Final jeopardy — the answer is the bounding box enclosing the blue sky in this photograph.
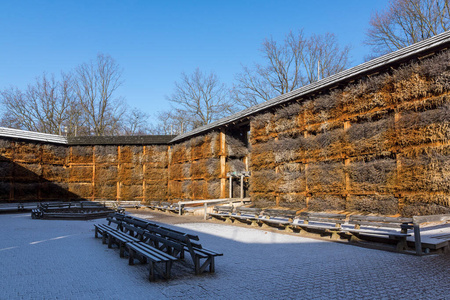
[0,0,390,120]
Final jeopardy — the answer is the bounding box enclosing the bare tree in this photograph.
[0,73,79,135]
[166,68,235,130]
[366,0,450,56]
[232,30,350,109]
[74,53,126,136]
[120,107,151,135]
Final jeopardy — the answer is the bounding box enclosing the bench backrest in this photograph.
[300,212,347,226]
[213,206,233,214]
[261,209,297,219]
[142,232,185,251]
[122,223,146,240]
[236,207,262,216]
[349,215,413,229]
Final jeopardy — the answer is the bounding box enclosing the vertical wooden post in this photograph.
[220,131,227,198]
[240,174,244,199]
[143,145,146,203]
[229,175,232,199]
[10,141,15,202]
[117,146,121,202]
[167,145,171,201]
[394,109,402,212]
[303,130,310,208]
[343,119,351,208]
[92,146,96,202]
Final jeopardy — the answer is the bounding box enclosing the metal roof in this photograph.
[0,127,68,144]
[170,30,450,143]
[68,135,176,145]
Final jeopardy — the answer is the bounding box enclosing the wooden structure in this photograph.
[1,32,450,216]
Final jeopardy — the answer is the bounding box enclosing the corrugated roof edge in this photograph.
[170,30,450,143]
[0,127,68,144]
[67,135,176,145]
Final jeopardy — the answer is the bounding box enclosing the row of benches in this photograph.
[209,206,416,252]
[146,201,182,214]
[94,213,222,281]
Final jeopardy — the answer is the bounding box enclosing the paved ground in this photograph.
[1,212,449,300]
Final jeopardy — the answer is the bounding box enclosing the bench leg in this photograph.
[396,238,407,252]
[94,227,99,239]
[129,249,135,265]
[148,261,156,281]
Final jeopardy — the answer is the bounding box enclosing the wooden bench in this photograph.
[154,201,172,212]
[145,225,223,275]
[126,241,178,281]
[146,201,160,210]
[94,223,118,244]
[230,207,262,226]
[342,215,413,251]
[258,209,297,231]
[208,206,233,222]
[292,212,346,239]
[31,208,43,219]
[106,229,141,257]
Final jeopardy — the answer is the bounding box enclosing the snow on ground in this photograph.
[0,213,449,299]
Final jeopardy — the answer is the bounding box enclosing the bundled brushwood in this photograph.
[0,139,12,160]
[120,184,142,200]
[206,158,220,178]
[249,169,280,194]
[0,162,12,179]
[308,195,346,211]
[340,74,389,116]
[307,161,344,193]
[190,135,206,160]
[305,128,345,160]
[397,146,450,193]
[390,63,430,103]
[250,141,276,170]
[401,194,450,216]
[251,193,277,208]
[70,146,93,164]
[206,131,221,157]
[42,144,68,164]
[347,158,396,193]
[94,165,118,185]
[191,160,207,179]
[418,49,450,94]
[144,145,168,167]
[309,91,341,124]
[273,138,304,163]
[120,146,143,164]
[145,181,167,200]
[118,163,143,185]
[279,193,306,209]
[170,143,186,163]
[397,94,449,113]
[394,104,450,148]
[182,163,191,178]
[273,103,301,134]
[348,195,398,215]
[207,179,221,199]
[13,183,39,200]
[168,181,182,199]
[346,116,394,156]
[69,166,93,183]
[226,135,249,158]
[0,182,9,200]
[42,165,68,182]
[14,142,40,163]
[169,164,183,181]
[250,112,275,143]
[227,159,246,173]
[40,182,72,200]
[94,184,117,199]
[68,183,93,198]
[278,163,306,194]
[182,180,192,199]
[191,180,208,199]
[93,145,117,164]
[144,167,168,182]
[14,163,41,180]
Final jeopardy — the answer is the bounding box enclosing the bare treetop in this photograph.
[232,30,350,109]
[366,0,450,56]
